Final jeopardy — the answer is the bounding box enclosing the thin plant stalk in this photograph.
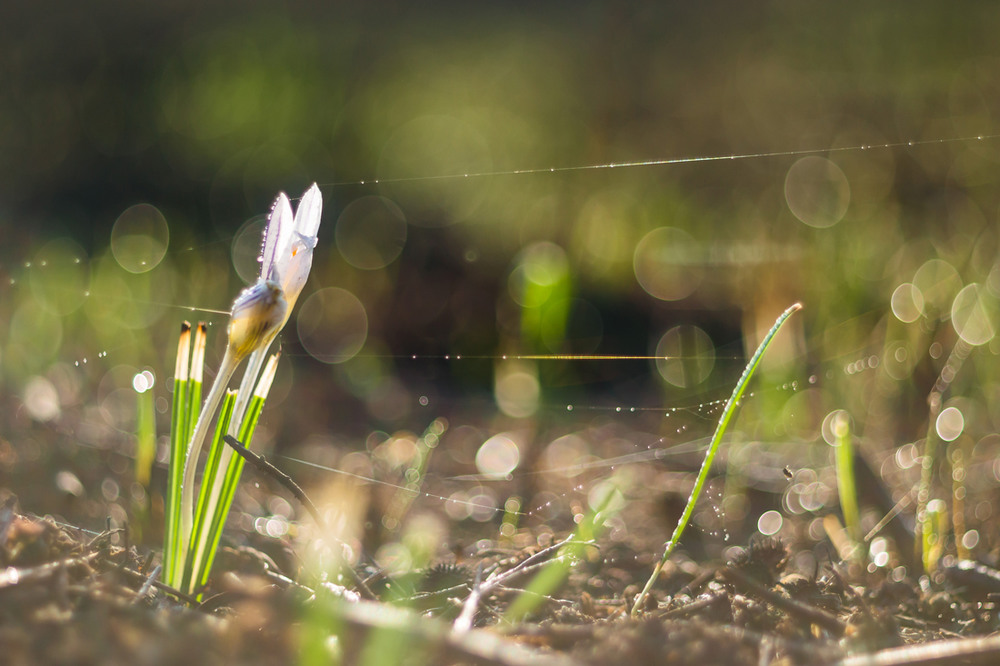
[185,389,238,591]
[631,302,801,615]
[179,274,288,585]
[951,441,968,560]
[176,345,242,584]
[915,339,971,569]
[383,418,446,532]
[833,412,861,557]
[186,324,207,454]
[187,353,280,591]
[922,498,948,574]
[135,383,157,488]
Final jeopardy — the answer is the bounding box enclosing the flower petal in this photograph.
[274,184,323,310]
[294,183,323,239]
[261,193,293,281]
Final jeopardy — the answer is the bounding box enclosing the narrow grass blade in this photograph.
[952,443,969,560]
[195,366,275,591]
[915,339,971,569]
[188,354,279,593]
[185,323,207,449]
[631,302,802,615]
[135,387,156,487]
[384,418,447,532]
[164,322,192,587]
[178,344,240,585]
[833,412,861,553]
[190,391,238,545]
[183,389,236,593]
[503,480,624,623]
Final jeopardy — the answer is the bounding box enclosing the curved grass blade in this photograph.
[631,302,802,615]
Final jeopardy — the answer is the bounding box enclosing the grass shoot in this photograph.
[832,411,862,563]
[631,302,802,615]
[503,476,625,623]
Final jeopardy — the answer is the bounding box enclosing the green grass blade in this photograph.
[384,418,446,532]
[187,354,279,594]
[833,412,861,551]
[183,389,236,593]
[194,389,266,591]
[164,322,192,588]
[503,480,623,623]
[185,323,207,453]
[631,302,801,615]
[135,381,157,488]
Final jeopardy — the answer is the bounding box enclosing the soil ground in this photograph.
[3,407,1000,666]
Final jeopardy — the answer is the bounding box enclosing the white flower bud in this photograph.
[260,183,323,316]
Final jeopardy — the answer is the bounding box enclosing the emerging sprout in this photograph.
[175,184,323,586]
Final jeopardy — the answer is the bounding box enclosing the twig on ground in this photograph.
[0,551,102,591]
[105,561,202,606]
[87,526,126,549]
[655,592,728,620]
[328,597,580,666]
[453,563,484,633]
[719,565,847,636]
[134,564,161,601]
[837,633,1000,666]
[452,535,589,633]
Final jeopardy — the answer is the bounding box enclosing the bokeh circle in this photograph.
[784,156,850,228]
[336,196,407,270]
[111,204,169,273]
[633,227,703,301]
[296,288,368,364]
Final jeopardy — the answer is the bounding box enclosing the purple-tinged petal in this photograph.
[261,193,293,281]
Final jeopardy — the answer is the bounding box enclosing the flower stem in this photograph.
[176,345,241,585]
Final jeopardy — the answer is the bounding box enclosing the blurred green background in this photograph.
[1,1,999,561]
